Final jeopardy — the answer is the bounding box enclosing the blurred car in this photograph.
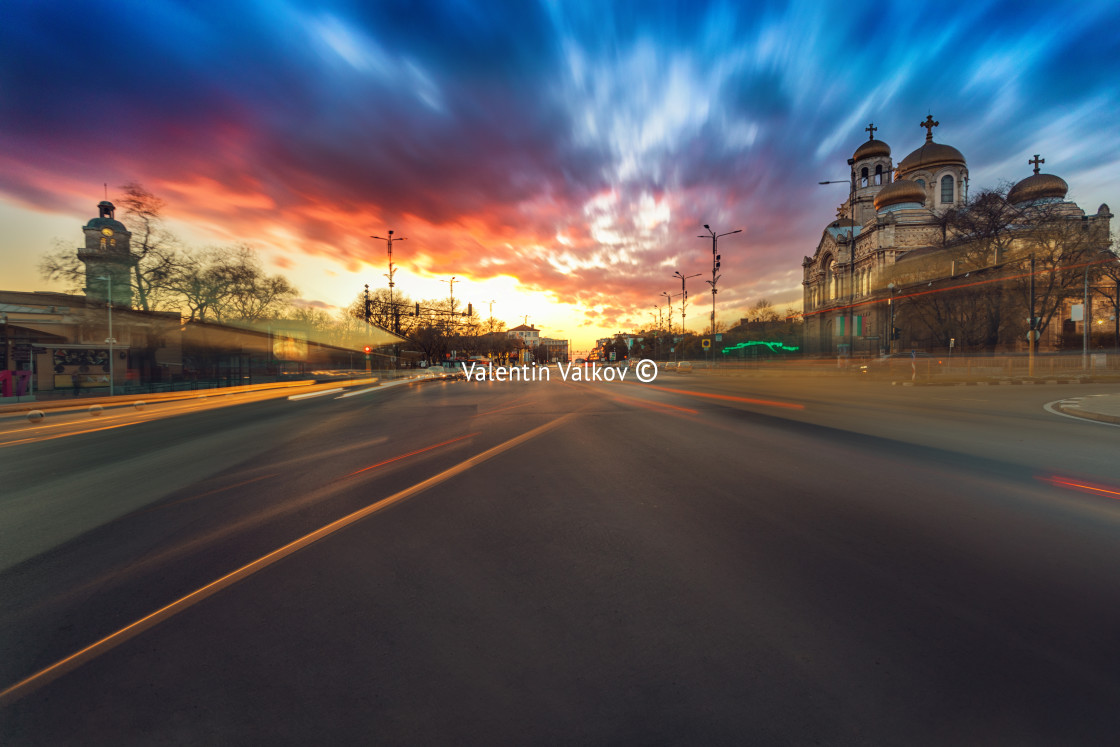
[676,361,693,373]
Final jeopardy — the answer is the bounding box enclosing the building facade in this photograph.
[802,117,1114,356]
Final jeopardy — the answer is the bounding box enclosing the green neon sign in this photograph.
[720,340,800,354]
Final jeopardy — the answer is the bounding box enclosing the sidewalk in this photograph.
[1052,393,1120,426]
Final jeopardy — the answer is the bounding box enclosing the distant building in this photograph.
[539,337,569,362]
[507,324,540,345]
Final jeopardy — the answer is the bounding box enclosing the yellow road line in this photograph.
[0,411,577,707]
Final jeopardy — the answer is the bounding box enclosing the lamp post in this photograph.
[697,226,742,341]
[820,161,857,359]
[661,291,679,331]
[673,271,701,335]
[1080,248,1117,371]
[98,275,117,396]
[887,283,897,356]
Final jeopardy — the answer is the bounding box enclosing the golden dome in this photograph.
[874,179,926,211]
[854,139,891,161]
[1007,173,1068,205]
[898,141,965,176]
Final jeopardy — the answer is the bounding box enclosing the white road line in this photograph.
[1043,399,1120,428]
[335,379,414,398]
[287,388,343,401]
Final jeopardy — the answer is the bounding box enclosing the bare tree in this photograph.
[117,182,181,311]
[1009,201,1102,344]
[746,298,781,322]
[38,238,86,294]
[221,246,298,322]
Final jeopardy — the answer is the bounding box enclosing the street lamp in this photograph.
[820,162,857,359]
[661,291,680,333]
[673,271,701,335]
[1083,247,1116,370]
[97,275,117,396]
[887,283,897,356]
[697,225,742,342]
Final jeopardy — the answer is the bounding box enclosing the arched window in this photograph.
[861,167,869,188]
[941,175,954,203]
[825,259,835,300]
[875,165,883,185]
[916,179,925,189]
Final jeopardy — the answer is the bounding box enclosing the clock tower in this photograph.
[77,200,134,307]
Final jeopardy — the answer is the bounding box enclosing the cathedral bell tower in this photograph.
[77,200,134,307]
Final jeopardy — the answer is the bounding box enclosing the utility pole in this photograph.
[698,225,742,338]
[442,277,457,314]
[1029,254,1036,377]
[97,275,117,396]
[370,230,406,333]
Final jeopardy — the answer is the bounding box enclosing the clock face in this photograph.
[101,228,114,237]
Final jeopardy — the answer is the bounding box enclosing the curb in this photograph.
[891,378,1114,387]
[1052,397,1120,426]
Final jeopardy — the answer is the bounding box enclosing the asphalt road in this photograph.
[2,370,1120,744]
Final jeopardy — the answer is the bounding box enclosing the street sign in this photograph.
[864,336,880,340]
[715,334,722,342]
[702,339,711,349]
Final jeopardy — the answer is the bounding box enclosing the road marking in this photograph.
[1042,399,1120,428]
[288,388,343,400]
[605,391,698,415]
[335,379,413,398]
[0,411,577,707]
[635,383,805,410]
[473,401,536,417]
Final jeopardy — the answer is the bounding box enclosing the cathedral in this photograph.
[801,116,1114,356]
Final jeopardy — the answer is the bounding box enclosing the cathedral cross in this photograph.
[865,122,877,140]
[1029,154,1044,174]
[920,114,939,142]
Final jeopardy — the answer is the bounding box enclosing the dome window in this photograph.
[941,175,954,204]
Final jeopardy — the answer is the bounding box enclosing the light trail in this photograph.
[0,413,576,707]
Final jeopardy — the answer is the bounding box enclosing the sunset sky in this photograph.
[2,0,1118,351]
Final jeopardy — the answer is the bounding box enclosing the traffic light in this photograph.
[363,345,372,354]
[466,303,472,318]
[414,302,420,316]
[891,327,900,340]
